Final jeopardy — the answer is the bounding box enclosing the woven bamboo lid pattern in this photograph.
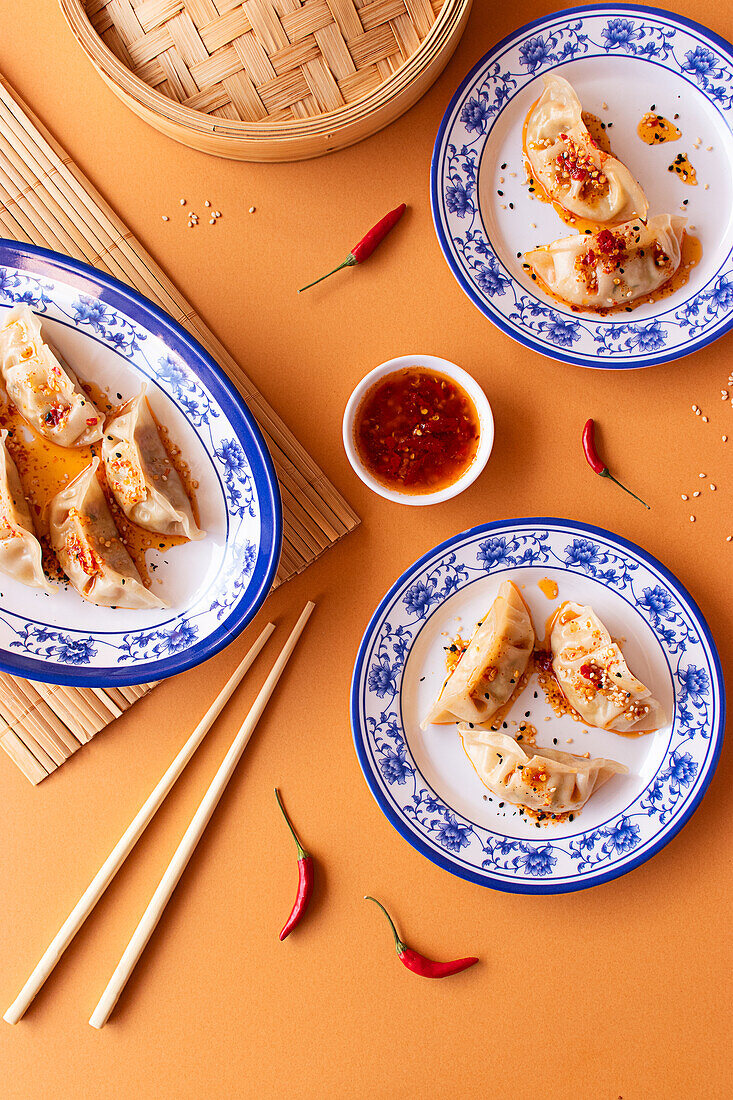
[61,0,472,160]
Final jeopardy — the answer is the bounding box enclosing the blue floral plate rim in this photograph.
[430,4,733,369]
[0,238,282,686]
[350,518,725,893]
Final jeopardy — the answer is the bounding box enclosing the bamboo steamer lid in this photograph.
[60,0,473,162]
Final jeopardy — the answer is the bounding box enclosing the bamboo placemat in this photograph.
[0,72,358,784]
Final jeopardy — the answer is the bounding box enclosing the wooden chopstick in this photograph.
[89,601,315,1029]
[3,621,275,1026]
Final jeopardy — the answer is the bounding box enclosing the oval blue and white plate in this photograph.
[431,5,733,368]
[0,240,281,686]
[351,520,724,893]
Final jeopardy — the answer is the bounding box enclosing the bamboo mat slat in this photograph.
[0,72,359,785]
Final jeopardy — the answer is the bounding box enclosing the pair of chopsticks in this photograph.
[4,601,314,1028]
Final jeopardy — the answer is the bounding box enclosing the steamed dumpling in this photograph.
[524,215,685,311]
[0,429,53,591]
[49,458,166,609]
[0,306,103,447]
[102,387,204,540]
[459,728,628,815]
[525,73,648,225]
[422,580,535,728]
[550,603,666,733]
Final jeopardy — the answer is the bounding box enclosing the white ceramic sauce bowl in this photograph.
[342,354,494,506]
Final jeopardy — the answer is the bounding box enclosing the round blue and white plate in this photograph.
[431,5,733,368]
[351,520,724,893]
[0,240,281,686]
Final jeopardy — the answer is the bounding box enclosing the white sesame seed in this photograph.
[727,535,732,542]
[500,176,505,184]
[690,515,696,522]
[566,738,573,744]
[530,222,536,229]
[179,198,186,205]
[692,404,698,411]
[723,435,728,442]
[161,215,169,221]
[214,210,221,217]
[702,416,709,422]
[705,184,710,190]
[205,200,211,207]
[707,145,713,151]
[710,484,717,491]
[695,409,701,416]
[210,218,216,224]
[249,206,256,213]
[693,490,700,497]
[681,494,688,500]
[699,472,706,478]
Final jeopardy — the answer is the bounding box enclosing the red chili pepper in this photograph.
[275,788,314,940]
[298,204,406,293]
[364,896,478,979]
[582,418,650,509]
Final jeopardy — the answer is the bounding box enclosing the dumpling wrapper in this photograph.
[525,73,648,225]
[550,603,666,733]
[0,306,103,447]
[102,387,204,540]
[49,457,166,609]
[459,728,627,815]
[422,580,535,728]
[0,429,53,591]
[524,215,685,311]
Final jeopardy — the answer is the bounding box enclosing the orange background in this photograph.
[1,2,731,1097]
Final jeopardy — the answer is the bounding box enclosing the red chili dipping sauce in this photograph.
[354,368,480,494]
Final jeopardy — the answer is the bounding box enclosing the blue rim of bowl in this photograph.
[0,238,282,687]
[350,517,726,893]
[430,4,733,370]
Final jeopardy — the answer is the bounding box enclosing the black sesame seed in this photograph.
[553,738,558,745]
[497,189,504,196]
[501,162,507,169]
[509,203,514,209]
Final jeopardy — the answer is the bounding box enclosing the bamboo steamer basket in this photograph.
[59,0,473,162]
